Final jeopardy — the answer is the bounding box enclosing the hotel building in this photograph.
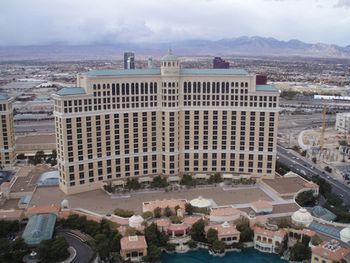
[53,51,279,195]
[0,95,16,167]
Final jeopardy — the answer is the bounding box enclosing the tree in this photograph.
[311,235,322,246]
[236,218,254,242]
[289,242,311,261]
[169,215,182,224]
[295,190,317,206]
[125,178,141,190]
[180,174,196,186]
[17,153,26,160]
[37,236,69,263]
[206,228,218,244]
[151,176,168,188]
[165,242,176,252]
[185,203,194,215]
[208,173,222,184]
[187,240,197,249]
[144,244,161,263]
[144,223,168,247]
[33,150,45,165]
[312,157,317,164]
[190,219,206,242]
[94,234,110,261]
[212,240,225,253]
[153,207,162,218]
[50,236,69,262]
[164,206,173,217]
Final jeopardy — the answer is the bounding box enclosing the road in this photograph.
[58,231,94,263]
[277,145,350,205]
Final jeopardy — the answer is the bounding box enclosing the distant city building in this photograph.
[0,95,16,167]
[335,112,350,134]
[147,57,154,68]
[213,57,230,69]
[256,74,268,85]
[53,51,279,195]
[124,52,135,69]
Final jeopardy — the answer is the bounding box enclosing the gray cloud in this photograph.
[334,0,350,7]
[0,0,349,46]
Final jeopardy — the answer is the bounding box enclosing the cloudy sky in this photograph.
[0,0,349,46]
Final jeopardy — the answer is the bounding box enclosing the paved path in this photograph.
[58,231,94,263]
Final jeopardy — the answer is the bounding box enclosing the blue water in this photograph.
[161,248,287,263]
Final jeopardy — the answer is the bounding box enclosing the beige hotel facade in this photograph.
[53,52,280,195]
[0,95,16,168]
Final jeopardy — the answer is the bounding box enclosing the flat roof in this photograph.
[85,67,248,77]
[262,176,317,195]
[87,68,161,77]
[0,94,10,101]
[16,134,56,145]
[56,87,86,96]
[256,84,279,92]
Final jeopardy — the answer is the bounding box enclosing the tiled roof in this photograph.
[210,206,240,216]
[312,241,350,261]
[26,204,60,216]
[121,236,147,251]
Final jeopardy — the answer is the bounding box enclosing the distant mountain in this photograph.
[0,36,349,61]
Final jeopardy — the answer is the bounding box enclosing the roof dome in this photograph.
[190,196,211,208]
[129,215,144,228]
[340,227,350,243]
[291,208,313,227]
[161,49,178,61]
[61,199,70,209]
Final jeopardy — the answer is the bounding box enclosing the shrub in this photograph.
[114,208,134,218]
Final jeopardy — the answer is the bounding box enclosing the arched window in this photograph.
[168,62,171,67]
[245,82,248,87]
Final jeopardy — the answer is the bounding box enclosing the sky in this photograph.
[0,0,349,46]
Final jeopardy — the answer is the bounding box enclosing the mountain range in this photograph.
[0,36,349,61]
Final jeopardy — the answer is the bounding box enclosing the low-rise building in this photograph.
[251,200,273,214]
[206,221,240,245]
[311,240,350,263]
[209,206,241,222]
[120,235,148,262]
[253,226,287,254]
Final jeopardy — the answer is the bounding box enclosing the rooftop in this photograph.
[56,87,86,96]
[26,204,60,216]
[0,94,10,101]
[0,209,24,221]
[206,222,240,237]
[120,235,147,251]
[210,206,241,217]
[262,175,318,196]
[256,84,279,92]
[85,68,248,77]
[16,134,56,145]
[22,213,57,246]
[312,240,350,261]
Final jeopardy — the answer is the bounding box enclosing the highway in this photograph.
[277,145,350,205]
